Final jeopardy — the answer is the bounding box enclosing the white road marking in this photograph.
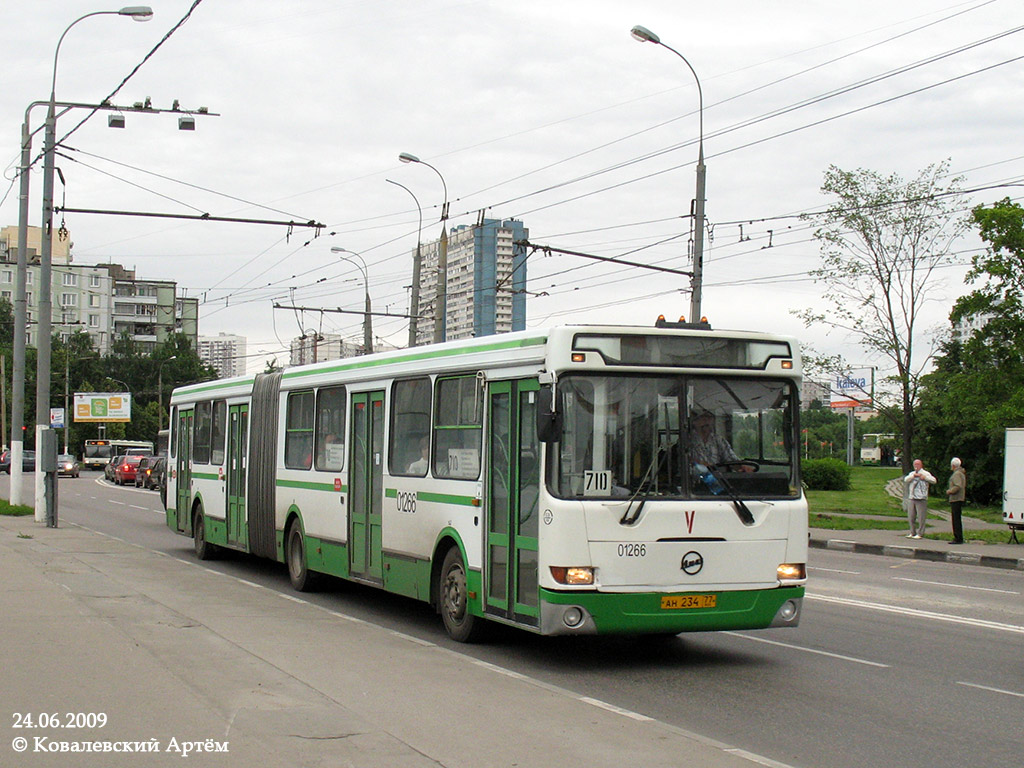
[956,681,1024,699]
[808,593,1024,635]
[579,697,654,722]
[724,631,889,668]
[893,576,1019,595]
[809,566,861,575]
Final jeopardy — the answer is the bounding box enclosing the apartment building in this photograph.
[414,218,528,345]
[0,225,198,353]
[198,332,247,378]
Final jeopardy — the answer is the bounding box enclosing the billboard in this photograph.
[829,369,872,410]
[74,393,132,423]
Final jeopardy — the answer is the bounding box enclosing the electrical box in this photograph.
[39,429,58,472]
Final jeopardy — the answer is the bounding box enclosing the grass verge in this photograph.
[0,498,34,516]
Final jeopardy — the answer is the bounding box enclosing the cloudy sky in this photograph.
[3,0,1022,373]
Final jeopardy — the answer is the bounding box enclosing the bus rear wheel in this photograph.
[286,521,319,592]
[438,547,486,643]
[193,508,219,561]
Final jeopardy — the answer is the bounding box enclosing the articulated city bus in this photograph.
[165,322,807,641]
[83,439,154,470]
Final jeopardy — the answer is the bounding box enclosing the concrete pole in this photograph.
[10,116,32,505]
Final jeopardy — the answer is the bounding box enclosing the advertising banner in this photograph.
[829,369,872,410]
[74,393,132,423]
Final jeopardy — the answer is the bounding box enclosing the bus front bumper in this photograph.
[538,586,804,636]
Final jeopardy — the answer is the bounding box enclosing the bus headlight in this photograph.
[550,566,594,585]
[777,563,806,582]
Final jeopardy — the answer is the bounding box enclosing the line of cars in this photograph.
[0,448,164,490]
[103,453,165,490]
[0,450,80,477]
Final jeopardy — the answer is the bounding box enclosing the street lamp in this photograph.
[330,247,373,355]
[157,356,178,434]
[399,152,449,343]
[26,6,152,521]
[386,178,424,348]
[631,24,707,323]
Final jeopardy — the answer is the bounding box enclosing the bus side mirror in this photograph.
[536,385,563,443]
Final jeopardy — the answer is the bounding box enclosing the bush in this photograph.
[802,458,852,491]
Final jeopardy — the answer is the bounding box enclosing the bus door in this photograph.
[484,379,540,626]
[348,391,385,582]
[175,409,193,533]
[225,404,248,549]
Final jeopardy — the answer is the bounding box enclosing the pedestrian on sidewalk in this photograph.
[904,459,936,539]
[945,457,966,544]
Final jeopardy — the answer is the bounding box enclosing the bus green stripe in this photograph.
[192,472,219,481]
[282,335,547,381]
[384,487,479,507]
[276,478,345,492]
[176,378,256,396]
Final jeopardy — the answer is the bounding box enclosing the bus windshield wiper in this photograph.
[706,464,755,526]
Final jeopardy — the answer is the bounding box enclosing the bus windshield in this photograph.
[84,443,113,461]
[553,374,799,500]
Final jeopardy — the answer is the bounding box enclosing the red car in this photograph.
[114,455,143,485]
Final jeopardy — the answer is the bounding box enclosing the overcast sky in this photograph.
[3,0,1022,374]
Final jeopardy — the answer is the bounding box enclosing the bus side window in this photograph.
[193,402,212,464]
[434,375,482,480]
[210,400,227,465]
[315,386,346,472]
[390,378,431,477]
[284,391,314,470]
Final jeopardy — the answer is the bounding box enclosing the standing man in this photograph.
[945,457,966,544]
[904,458,936,539]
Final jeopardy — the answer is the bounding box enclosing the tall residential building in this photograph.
[199,333,247,378]
[290,332,359,366]
[414,218,528,345]
[0,225,198,353]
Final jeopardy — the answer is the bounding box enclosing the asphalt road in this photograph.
[30,473,1024,768]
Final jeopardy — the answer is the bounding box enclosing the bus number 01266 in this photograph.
[396,490,417,514]
[617,543,646,557]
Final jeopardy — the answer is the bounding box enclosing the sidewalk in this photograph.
[809,520,1024,571]
[810,477,1024,570]
[0,513,767,768]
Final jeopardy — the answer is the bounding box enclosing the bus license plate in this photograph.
[661,595,716,610]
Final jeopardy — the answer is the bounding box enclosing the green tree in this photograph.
[795,161,967,471]
[917,198,1024,502]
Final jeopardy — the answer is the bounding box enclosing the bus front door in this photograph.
[226,404,248,549]
[175,409,193,533]
[485,379,540,626]
[348,391,384,583]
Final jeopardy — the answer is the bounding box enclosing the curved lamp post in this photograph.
[26,6,152,519]
[330,247,373,355]
[386,178,424,348]
[399,152,449,343]
[631,24,706,323]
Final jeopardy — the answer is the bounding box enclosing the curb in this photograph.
[809,537,1024,571]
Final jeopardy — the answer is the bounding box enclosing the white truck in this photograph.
[1002,428,1024,543]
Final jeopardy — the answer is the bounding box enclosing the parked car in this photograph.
[1,450,35,474]
[114,455,143,485]
[105,455,127,482]
[57,454,81,478]
[135,456,165,490]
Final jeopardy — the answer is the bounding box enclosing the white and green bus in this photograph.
[165,322,807,641]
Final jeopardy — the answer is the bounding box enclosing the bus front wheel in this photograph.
[438,547,486,643]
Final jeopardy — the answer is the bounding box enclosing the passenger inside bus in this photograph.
[406,436,429,475]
